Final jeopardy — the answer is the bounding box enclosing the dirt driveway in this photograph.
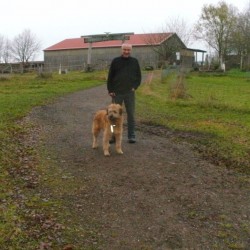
[28,85,249,249]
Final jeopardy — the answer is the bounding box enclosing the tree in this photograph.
[143,32,186,67]
[194,1,238,68]
[0,35,4,63]
[230,3,250,69]
[143,18,193,67]
[11,29,41,72]
[2,38,12,64]
[163,17,194,47]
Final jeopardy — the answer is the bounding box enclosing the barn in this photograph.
[43,33,205,72]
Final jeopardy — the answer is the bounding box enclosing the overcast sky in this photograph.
[1,0,249,60]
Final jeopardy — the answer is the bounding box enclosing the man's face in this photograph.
[122,46,131,58]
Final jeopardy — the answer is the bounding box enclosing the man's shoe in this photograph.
[128,138,136,143]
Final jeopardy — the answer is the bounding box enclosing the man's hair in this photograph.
[121,43,132,49]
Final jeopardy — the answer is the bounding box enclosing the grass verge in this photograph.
[0,71,105,249]
[137,69,250,174]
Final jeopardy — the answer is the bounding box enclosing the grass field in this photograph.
[0,69,249,248]
[0,71,105,248]
[137,69,250,174]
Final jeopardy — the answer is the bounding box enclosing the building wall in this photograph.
[44,46,160,71]
[44,36,187,72]
[44,49,86,71]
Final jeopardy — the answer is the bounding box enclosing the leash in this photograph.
[111,96,116,104]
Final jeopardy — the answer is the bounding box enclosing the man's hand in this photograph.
[109,92,116,97]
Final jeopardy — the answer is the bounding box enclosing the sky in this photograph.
[1,0,249,60]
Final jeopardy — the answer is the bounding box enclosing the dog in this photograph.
[92,103,123,156]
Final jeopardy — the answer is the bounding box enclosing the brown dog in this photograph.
[92,103,123,156]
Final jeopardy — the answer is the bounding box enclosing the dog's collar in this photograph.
[110,124,116,133]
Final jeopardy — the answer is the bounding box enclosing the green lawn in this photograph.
[0,71,105,248]
[0,71,105,125]
[137,69,250,173]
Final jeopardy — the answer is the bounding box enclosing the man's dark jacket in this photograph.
[107,56,141,94]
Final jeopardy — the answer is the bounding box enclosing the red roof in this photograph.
[44,33,174,51]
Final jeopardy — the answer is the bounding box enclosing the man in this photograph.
[107,43,141,143]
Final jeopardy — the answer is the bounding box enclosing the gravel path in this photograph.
[28,84,250,249]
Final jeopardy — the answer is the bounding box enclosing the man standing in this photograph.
[107,43,141,143]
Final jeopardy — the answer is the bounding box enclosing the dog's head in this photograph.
[107,104,123,122]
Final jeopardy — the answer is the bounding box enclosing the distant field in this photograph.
[0,71,105,127]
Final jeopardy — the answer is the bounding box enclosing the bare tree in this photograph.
[0,35,4,63]
[143,18,193,67]
[230,3,250,69]
[163,17,194,47]
[194,1,238,68]
[2,38,12,64]
[11,29,41,72]
[143,32,186,66]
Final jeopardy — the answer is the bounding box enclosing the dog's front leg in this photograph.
[103,130,110,156]
[115,132,123,154]
[92,127,99,149]
[92,134,98,149]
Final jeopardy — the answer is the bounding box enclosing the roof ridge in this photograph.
[44,32,173,51]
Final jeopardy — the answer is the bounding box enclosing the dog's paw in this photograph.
[92,144,98,149]
[104,151,110,156]
[116,149,123,155]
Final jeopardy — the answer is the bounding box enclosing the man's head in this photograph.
[121,43,132,58]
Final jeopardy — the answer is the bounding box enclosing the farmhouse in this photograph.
[43,33,205,72]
